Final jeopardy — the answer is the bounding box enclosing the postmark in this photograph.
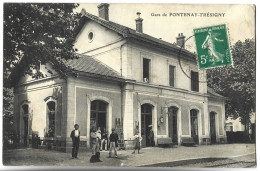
[193,24,232,69]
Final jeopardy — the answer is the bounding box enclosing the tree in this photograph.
[207,39,256,137]
[3,3,80,148]
[4,3,80,87]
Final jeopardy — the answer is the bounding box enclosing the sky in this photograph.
[75,3,255,52]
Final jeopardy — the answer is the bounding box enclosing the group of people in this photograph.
[90,126,119,160]
[70,124,154,162]
[70,124,119,162]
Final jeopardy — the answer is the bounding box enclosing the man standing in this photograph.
[70,124,80,159]
[109,128,119,158]
[148,127,155,147]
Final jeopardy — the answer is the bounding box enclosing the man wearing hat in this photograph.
[108,128,119,158]
[70,124,80,159]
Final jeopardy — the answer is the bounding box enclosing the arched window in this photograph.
[46,101,56,137]
[22,104,29,146]
[22,104,29,115]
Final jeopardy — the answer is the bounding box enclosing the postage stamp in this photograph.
[193,24,232,69]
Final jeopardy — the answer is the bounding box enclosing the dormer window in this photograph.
[143,58,150,83]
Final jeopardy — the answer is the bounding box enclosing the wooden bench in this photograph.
[157,138,173,147]
[181,137,196,146]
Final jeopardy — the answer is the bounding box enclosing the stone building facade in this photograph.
[13,3,227,152]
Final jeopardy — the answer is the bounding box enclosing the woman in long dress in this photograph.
[201,29,224,64]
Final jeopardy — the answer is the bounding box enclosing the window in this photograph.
[90,100,107,129]
[191,71,199,92]
[225,123,233,132]
[46,101,55,137]
[169,65,175,87]
[143,58,150,82]
[88,32,94,42]
[22,104,29,115]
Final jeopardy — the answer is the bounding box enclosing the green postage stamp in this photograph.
[193,24,232,69]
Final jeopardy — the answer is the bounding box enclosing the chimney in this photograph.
[135,12,143,33]
[176,33,186,48]
[98,3,109,20]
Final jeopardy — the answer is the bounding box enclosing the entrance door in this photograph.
[210,112,216,144]
[141,104,152,148]
[90,100,107,130]
[190,109,198,143]
[168,107,178,144]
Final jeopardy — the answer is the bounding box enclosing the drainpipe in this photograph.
[120,41,127,141]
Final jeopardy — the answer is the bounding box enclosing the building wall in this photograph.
[74,20,127,76]
[126,42,207,94]
[123,81,214,146]
[225,117,245,132]
[74,20,123,54]
[13,76,65,147]
[66,76,122,150]
[208,98,227,143]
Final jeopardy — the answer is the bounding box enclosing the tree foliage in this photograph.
[4,3,81,87]
[207,39,256,127]
[3,4,81,146]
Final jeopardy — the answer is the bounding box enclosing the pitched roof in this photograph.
[207,87,226,99]
[64,54,122,80]
[77,10,196,60]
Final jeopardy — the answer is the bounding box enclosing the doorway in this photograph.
[190,109,199,143]
[90,100,107,131]
[141,104,153,147]
[210,112,216,144]
[168,107,178,144]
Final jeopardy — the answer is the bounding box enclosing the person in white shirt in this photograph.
[96,127,102,150]
[70,124,80,159]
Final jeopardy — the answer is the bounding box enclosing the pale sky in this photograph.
[76,3,255,52]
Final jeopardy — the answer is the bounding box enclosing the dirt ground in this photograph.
[2,143,256,168]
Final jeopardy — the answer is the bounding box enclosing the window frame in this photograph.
[191,70,199,92]
[142,58,151,83]
[169,65,176,87]
[45,97,57,138]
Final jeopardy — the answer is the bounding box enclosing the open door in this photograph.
[190,109,199,143]
[168,107,178,144]
[210,112,216,144]
[141,104,152,148]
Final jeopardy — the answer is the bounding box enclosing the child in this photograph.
[132,131,142,154]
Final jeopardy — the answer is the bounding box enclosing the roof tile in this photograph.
[64,54,122,79]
